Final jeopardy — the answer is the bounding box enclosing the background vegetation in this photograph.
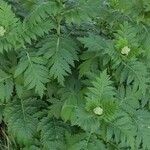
[0,0,150,149]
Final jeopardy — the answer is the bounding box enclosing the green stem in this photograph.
[86,131,92,148]
[26,51,32,66]
[56,36,60,52]
[56,18,61,52]
[21,98,26,122]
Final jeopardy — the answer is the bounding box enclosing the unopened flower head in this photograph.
[121,46,130,55]
[0,26,6,37]
[93,106,103,115]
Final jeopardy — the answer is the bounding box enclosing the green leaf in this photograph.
[14,60,28,77]
[0,69,13,103]
[4,98,41,145]
[24,63,49,97]
[120,60,149,95]
[71,107,100,132]
[78,34,107,52]
[86,70,116,101]
[0,0,21,52]
[66,133,106,150]
[61,92,78,122]
[38,117,67,150]
[136,110,150,150]
[15,53,49,97]
[48,98,63,119]
[39,36,78,85]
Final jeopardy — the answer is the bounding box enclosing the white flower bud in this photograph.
[121,46,130,55]
[93,106,103,115]
[0,26,6,37]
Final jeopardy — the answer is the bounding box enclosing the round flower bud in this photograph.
[121,46,130,55]
[93,106,103,115]
[0,26,6,37]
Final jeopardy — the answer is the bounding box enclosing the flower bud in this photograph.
[93,106,103,115]
[121,46,130,55]
[0,26,6,37]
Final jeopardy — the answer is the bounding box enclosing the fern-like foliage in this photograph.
[85,71,118,121]
[135,110,150,149]
[0,0,21,52]
[4,98,44,145]
[114,22,140,52]
[78,34,121,77]
[0,0,150,149]
[66,133,106,150]
[38,117,68,150]
[0,69,13,103]
[70,71,118,133]
[117,59,149,95]
[23,1,58,25]
[86,70,116,101]
[14,51,49,97]
[38,36,78,85]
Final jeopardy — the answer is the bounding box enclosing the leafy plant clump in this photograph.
[0,0,150,149]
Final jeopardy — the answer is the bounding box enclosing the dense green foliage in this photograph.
[0,0,150,149]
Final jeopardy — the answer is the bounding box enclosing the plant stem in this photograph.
[56,17,61,52]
